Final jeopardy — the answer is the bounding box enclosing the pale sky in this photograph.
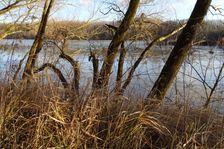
[52,0,224,21]
[50,0,224,21]
[1,0,222,22]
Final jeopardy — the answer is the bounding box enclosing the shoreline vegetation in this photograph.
[1,20,224,46]
[1,0,224,148]
[0,83,224,148]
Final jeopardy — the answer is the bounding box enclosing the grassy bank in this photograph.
[0,82,223,149]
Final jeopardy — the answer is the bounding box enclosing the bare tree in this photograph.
[22,0,55,80]
[115,42,126,91]
[96,0,140,89]
[146,0,212,104]
[120,24,185,93]
[188,59,224,108]
[204,62,224,107]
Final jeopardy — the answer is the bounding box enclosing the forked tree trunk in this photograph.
[22,0,54,80]
[96,0,140,89]
[105,24,126,92]
[146,0,212,103]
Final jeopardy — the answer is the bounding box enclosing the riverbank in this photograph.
[1,20,224,47]
[0,83,223,148]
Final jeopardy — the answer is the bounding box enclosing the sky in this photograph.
[51,0,224,21]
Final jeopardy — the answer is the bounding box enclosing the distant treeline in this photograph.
[157,20,224,46]
[1,20,224,46]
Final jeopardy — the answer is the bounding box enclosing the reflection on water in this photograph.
[0,39,224,111]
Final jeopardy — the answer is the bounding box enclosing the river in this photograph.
[0,39,224,111]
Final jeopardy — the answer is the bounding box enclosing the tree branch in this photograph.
[34,63,69,88]
[121,24,186,92]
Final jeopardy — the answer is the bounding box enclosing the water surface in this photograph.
[0,39,224,111]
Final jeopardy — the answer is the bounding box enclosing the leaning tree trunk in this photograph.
[104,24,126,92]
[146,0,212,104]
[96,0,140,89]
[121,24,185,93]
[22,0,54,80]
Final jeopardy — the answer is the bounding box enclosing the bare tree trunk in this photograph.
[146,0,212,104]
[13,52,29,81]
[22,0,54,80]
[115,42,126,92]
[104,24,126,92]
[89,50,99,89]
[96,0,140,89]
[121,25,185,93]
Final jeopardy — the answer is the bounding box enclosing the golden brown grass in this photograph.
[0,82,223,149]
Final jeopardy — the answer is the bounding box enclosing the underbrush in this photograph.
[0,83,223,149]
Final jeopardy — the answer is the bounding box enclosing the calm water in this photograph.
[0,39,224,110]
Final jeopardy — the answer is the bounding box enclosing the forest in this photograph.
[0,0,224,148]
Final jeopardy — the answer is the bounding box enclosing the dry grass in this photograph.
[0,82,223,149]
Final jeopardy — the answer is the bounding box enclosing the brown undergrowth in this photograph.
[0,82,223,149]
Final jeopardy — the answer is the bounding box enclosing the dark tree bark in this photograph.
[22,0,54,80]
[89,50,99,89]
[146,0,212,103]
[105,24,126,92]
[96,0,140,89]
[115,42,126,92]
